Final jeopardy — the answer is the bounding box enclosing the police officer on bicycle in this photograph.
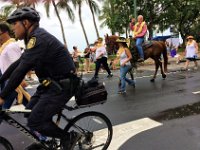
[0,7,80,150]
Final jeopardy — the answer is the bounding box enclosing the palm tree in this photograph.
[49,0,75,48]
[0,5,16,22]
[71,0,89,46]
[86,0,101,38]
[1,0,70,48]
[56,0,75,22]
[44,0,69,48]
[21,0,69,47]
[99,0,115,35]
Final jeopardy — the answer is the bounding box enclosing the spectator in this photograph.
[165,40,171,56]
[72,46,81,73]
[0,23,28,110]
[84,47,91,73]
[183,35,198,70]
[90,42,97,63]
[109,58,117,70]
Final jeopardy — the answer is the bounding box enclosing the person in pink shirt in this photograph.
[129,15,147,62]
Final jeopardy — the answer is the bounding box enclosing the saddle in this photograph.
[142,41,153,50]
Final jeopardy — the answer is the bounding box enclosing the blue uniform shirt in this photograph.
[0,27,75,99]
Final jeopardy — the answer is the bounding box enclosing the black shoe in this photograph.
[61,131,81,150]
[107,73,113,78]
[137,58,144,62]
[24,142,45,150]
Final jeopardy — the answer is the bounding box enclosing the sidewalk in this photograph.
[139,55,199,71]
[27,55,199,83]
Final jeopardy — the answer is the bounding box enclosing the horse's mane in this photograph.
[105,34,118,42]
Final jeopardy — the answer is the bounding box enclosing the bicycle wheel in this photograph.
[64,111,113,150]
[0,136,13,150]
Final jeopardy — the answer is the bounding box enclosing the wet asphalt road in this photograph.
[1,62,200,150]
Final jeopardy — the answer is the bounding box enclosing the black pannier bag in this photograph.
[75,78,108,106]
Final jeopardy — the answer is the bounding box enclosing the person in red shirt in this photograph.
[130,15,147,62]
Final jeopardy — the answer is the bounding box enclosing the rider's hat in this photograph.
[116,37,127,43]
[7,7,40,23]
[186,35,194,40]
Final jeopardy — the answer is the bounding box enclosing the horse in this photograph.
[105,34,168,82]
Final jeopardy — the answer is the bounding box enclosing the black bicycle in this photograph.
[0,102,113,150]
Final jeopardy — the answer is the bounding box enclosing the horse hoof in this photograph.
[162,74,166,79]
[150,78,155,82]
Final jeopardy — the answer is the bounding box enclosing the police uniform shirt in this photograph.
[0,27,75,99]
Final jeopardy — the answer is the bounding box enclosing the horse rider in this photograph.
[129,15,148,62]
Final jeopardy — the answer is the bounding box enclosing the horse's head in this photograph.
[104,34,119,54]
[104,34,111,48]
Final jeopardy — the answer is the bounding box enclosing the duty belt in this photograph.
[41,78,71,91]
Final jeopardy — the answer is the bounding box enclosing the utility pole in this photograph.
[134,0,137,18]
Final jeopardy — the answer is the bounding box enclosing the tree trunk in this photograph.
[78,4,89,46]
[52,0,68,48]
[89,1,99,38]
[125,27,128,38]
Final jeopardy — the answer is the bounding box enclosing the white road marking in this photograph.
[108,118,162,150]
[192,91,200,94]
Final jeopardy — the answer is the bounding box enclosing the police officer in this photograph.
[0,7,80,149]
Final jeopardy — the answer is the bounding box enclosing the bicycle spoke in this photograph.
[65,112,112,150]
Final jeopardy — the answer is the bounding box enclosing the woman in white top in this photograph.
[93,37,112,79]
[184,35,198,70]
[114,37,135,94]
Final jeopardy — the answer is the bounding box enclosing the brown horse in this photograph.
[105,34,168,82]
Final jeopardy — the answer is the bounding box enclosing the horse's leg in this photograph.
[150,59,160,82]
[128,68,134,80]
[118,79,121,89]
[159,59,167,79]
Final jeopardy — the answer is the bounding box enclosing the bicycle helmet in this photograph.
[7,7,40,23]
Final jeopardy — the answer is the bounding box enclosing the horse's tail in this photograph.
[161,41,168,72]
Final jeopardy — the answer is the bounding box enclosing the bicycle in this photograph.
[0,101,113,150]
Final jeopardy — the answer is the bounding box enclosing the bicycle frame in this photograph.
[0,105,78,149]
[0,104,113,150]
[2,112,46,145]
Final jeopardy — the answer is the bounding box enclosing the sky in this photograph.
[37,3,111,52]
[0,1,110,52]
[0,1,182,51]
